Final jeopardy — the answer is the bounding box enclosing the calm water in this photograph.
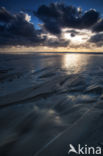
[0,53,103,156]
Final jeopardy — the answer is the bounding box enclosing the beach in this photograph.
[0,52,103,156]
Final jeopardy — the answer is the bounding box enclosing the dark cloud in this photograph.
[35,3,100,35]
[81,9,99,28]
[44,38,70,47]
[0,6,70,48]
[89,33,103,43]
[0,7,14,23]
[0,3,103,49]
[89,33,103,47]
[70,33,75,37]
[42,21,61,35]
[93,19,103,32]
[0,7,44,47]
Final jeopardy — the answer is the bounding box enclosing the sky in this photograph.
[0,0,103,52]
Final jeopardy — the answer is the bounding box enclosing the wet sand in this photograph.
[0,53,103,156]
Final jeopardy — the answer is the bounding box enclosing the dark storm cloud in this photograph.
[89,33,103,43]
[0,7,45,47]
[88,18,103,47]
[0,3,103,48]
[81,9,99,28]
[0,6,69,48]
[44,38,70,47]
[35,3,100,35]
[92,19,103,32]
[89,33,103,47]
[0,5,71,48]
[0,7,14,23]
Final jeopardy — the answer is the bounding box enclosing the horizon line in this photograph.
[1,51,103,55]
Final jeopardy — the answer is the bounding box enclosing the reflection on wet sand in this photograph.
[0,53,103,156]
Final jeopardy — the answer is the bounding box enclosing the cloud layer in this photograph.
[35,3,100,35]
[0,7,44,47]
[0,3,103,50]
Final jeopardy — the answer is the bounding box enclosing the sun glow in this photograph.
[64,33,84,44]
[63,28,93,45]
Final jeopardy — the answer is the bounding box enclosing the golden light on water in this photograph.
[62,54,88,74]
[63,54,81,68]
